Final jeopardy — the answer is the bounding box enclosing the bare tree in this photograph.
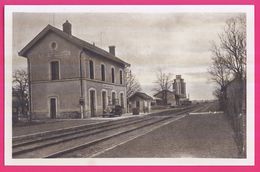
[125,68,142,112]
[208,44,232,109]
[125,68,142,99]
[209,16,246,109]
[12,69,29,120]
[153,68,174,105]
[209,44,232,87]
[218,16,246,80]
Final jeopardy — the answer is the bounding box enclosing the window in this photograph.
[50,61,59,80]
[120,93,124,108]
[101,64,105,81]
[51,42,57,50]
[112,92,116,105]
[89,60,94,79]
[108,96,111,105]
[111,67,115,83]
[119,70,123,85]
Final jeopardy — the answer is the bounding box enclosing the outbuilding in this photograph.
[128,92,153,114]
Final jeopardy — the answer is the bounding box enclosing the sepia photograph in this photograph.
[4,5,254,165]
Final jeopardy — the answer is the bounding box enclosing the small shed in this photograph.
[128,92,153,114]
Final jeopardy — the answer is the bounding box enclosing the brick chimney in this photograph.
[63,20,72,35]
[109,46,115,56]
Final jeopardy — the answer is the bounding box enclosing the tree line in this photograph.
[208,16,246,110]
[208,16,246,157]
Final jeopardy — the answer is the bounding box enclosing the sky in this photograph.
[12,12,242,100]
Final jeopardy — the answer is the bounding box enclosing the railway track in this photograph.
[13,116,154,157]
[12,104,204,158]
[188,102,215,114]
[13,116,147,147]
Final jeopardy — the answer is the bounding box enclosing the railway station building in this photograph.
[19,20,130,119]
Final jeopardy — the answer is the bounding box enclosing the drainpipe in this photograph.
[27,58,32,121]
[79,49,85,119]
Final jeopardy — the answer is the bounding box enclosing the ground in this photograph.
[96,113,239,158]
[12,103,239,158]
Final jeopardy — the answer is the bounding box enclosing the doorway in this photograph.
[90,90,96,117]
[102,91,107,113]
[50,98,57,119]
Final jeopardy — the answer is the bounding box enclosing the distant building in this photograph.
[128,92,153,113]
[173,75,186,99]
[153,90,177,106]
[19,20,130,119]
[173,75,190,105]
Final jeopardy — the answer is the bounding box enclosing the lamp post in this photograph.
[79,49,85,119]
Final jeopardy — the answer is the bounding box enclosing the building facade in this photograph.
[19,21,130,119]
